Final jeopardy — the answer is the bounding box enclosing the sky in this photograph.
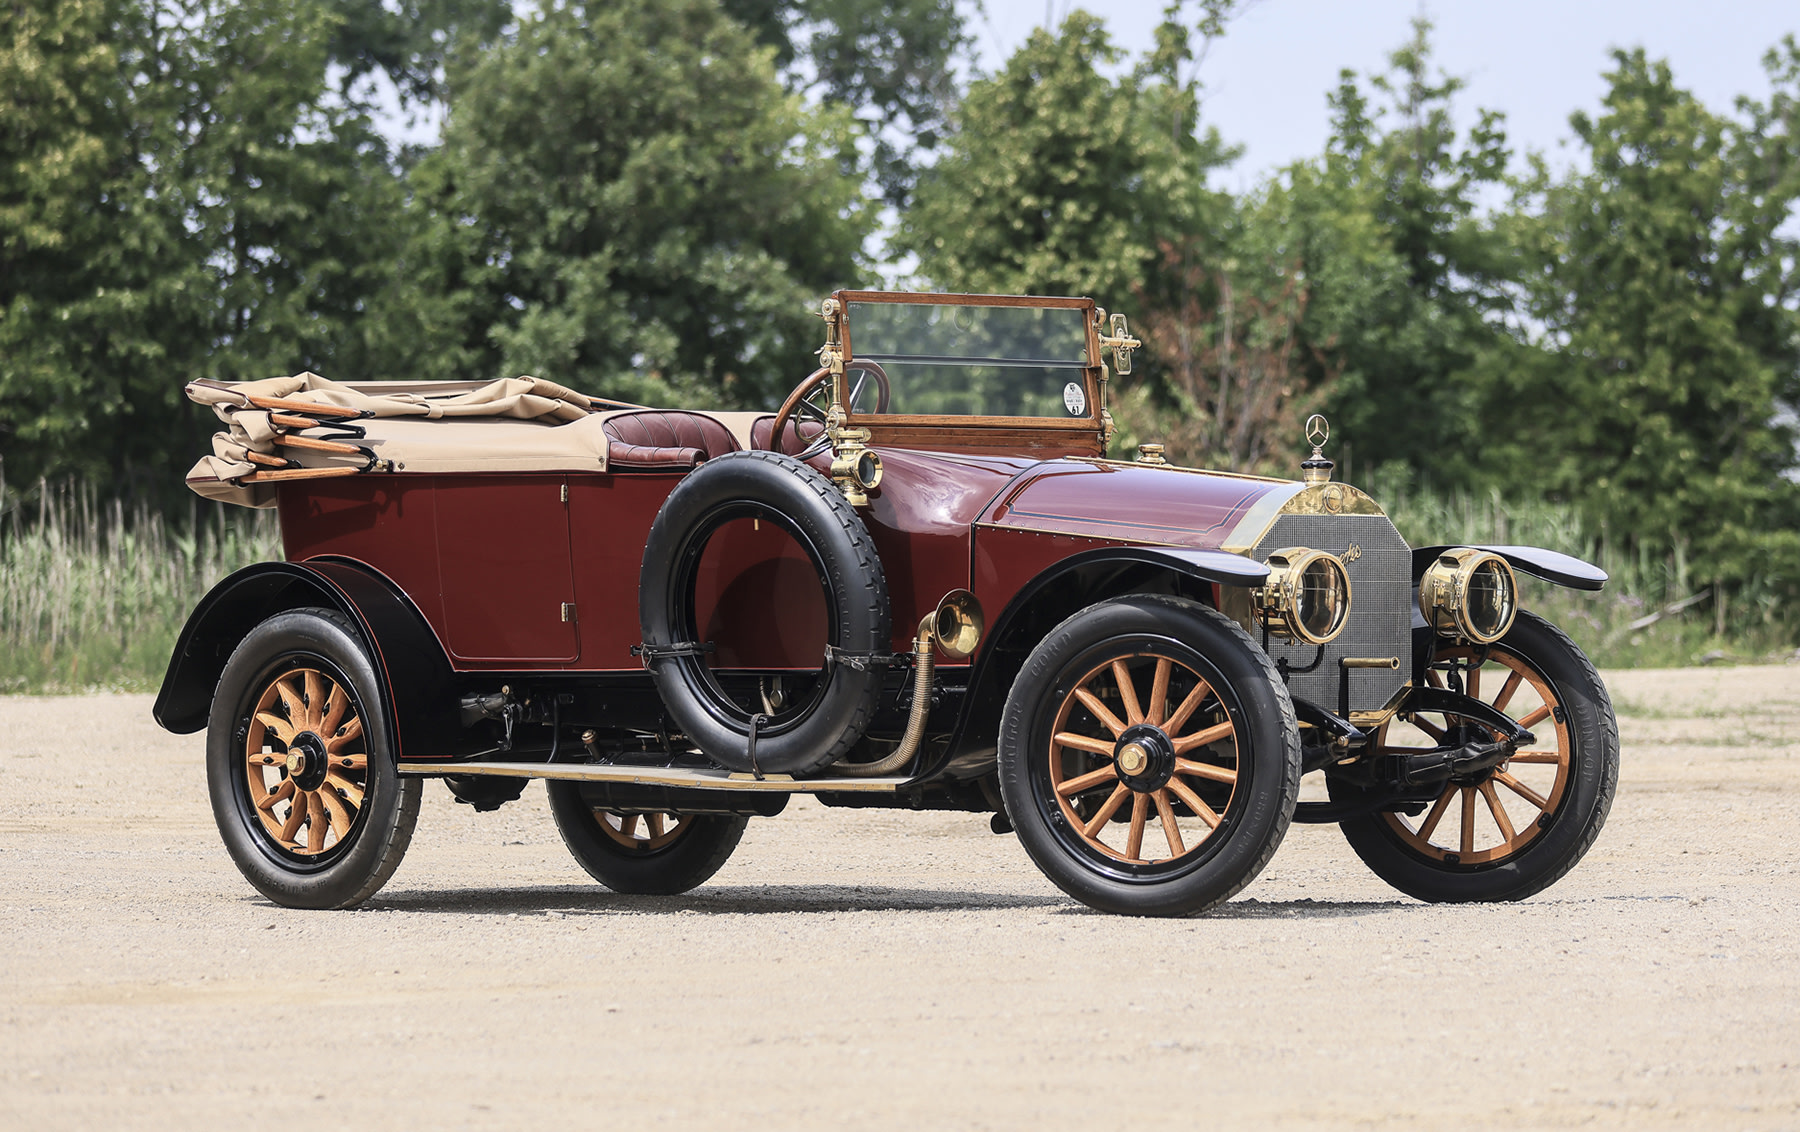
[969,0,1800,188]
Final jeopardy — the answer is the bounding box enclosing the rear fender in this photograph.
[153,558,462,759]
[931,547,1271,777]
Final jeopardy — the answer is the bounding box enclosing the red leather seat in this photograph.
[602,411,740,471]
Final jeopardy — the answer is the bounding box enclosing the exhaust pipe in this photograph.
[835,590,982,777]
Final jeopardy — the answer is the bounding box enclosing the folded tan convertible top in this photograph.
[184,373,632,507]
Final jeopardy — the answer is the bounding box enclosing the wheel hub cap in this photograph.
[1114,724,1175,792]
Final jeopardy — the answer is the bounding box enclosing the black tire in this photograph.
[1331,610,1618,903]
[997,595,1301,917]
[638,450,889,775]
[207,608,420,909]
[546,781,748,895]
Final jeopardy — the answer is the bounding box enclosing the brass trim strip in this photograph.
[397,760,907,793]
[1219,481,1388,554]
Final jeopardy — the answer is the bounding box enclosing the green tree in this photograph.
[722,0,972,206]
[897,9,1232,304]
[1267,20,1517,484]
[1490,45,1800,589]
[400,0,872,408]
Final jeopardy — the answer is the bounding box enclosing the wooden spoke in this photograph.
[1153,790,1185,857]
[1426,669,1445,689]
[327,715,363,752]
[1081,784,1131,838]
[1165,776,1220,829]
[1113,660,1144,725]
[256,777,296,813]
[1412,716,1448,743]
[325,773,364,808]
[1174,757,1237,786]
[648,812,666,839]
[1459,787,1476,855]
[1171,720,1234,755]
[1380,646,1572,865]
[1147,658,1172,727]
[1516,704,1552,731]
[318,683,349,741]
[254,712,296,745]
[1508,750,1562,764]
[1491,671,1524,714]
[1056,764,1121,798]
[1415,786,1456,842]
[278,796,308,843]
[306,793,328,853]
[1072,687,1128,739]
[331,753,368,771]
[1053,731,1116,757]
[1478,780,1516,842]
[1124,793,1150,861]
[318,787,354,837]
[302,670,325,730]
[1494,770,1549,811]
[1161,681,1212,736]
[274,678,306,724]
[619,814,640,840]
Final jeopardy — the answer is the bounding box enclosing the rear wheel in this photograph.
[546,780,748,895]
[207,608,420,909]
[1331,610,1617,902]
[997,595,1301,917]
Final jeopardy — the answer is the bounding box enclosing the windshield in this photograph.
[845,300,1093,418]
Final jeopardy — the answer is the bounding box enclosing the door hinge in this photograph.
[560,483,569,503]
[561,602,576,622]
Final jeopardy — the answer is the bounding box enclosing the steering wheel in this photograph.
[764,360,891,455]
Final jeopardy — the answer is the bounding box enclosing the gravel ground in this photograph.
[1,665,1797,1129]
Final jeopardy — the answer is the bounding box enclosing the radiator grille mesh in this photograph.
[1253,514,1413,713]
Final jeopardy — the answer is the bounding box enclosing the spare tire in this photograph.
[638,450,890,776]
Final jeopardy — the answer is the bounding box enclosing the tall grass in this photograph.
[0,483,280,692]
[1367,467,1798,668]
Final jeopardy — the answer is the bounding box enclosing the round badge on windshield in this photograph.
[1063,382,1086,416]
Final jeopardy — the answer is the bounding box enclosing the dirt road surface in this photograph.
[2,666,1797,1129]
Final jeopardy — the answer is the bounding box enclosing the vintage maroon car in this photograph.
[156,292,1618,916]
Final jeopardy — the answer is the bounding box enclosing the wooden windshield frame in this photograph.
[831,290,1106,456]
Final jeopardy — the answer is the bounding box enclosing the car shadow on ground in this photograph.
[327,885,1416,918]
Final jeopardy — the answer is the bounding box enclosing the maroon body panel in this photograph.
[978,460,1289,550]
[435,476,579,663]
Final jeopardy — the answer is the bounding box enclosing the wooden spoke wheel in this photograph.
[1047,653,1241,868]
[243,667,369,857]
[595,811,691,853]
[998,595,1301,917]
[206,609,419,909]
[1331,610,1618,903]
[546,781,749,895]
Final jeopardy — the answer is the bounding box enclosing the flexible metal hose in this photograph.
[833,615,935,777]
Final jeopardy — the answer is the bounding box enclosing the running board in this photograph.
[397,760,909,793]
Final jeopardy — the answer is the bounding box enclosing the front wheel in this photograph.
[1330,610,1618,903]
[546,781,748,895]
[997,595,1301,917]
[207,608,420,909]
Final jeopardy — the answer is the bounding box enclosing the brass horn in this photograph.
[932,590,984,659]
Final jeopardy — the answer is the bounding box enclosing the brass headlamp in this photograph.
[1418,548,1517,644]
[1255,547,1352,645]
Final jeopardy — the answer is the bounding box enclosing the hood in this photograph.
[974,457,1318,553]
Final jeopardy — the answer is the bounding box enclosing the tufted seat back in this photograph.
[747,415,827,457]
[602,410,741,471]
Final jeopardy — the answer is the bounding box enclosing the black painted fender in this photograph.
[153,557,462,759]
[928,546,1272,778]
[1411,544,1608,591]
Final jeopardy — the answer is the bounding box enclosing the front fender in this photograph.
[1411,544,1608,591]
[930,546,1271,778]
[153,558,462,759]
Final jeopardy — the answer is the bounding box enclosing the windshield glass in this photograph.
[845,301,1093,418]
